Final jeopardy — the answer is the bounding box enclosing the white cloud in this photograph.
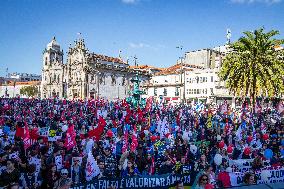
[129,42,151,48]
[231,0,282,4]
[129,42,166,51]
[121,0,139,4]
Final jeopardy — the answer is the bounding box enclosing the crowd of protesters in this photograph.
[0,97,283,189]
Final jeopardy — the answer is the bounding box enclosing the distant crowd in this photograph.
[0,97,283,189]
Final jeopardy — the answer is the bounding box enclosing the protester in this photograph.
[243,172,256,185]
[0,97,283,188]
[53,168,72,189]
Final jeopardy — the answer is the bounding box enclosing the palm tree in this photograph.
[219,28,284,111]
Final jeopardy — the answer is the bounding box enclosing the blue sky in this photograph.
[0,0,283,76]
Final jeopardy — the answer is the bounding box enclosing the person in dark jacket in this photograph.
[20,164,42,189]
[0,159,20,188]
[159,158,173,174]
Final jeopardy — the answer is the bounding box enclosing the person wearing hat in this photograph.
[53,168,72,189]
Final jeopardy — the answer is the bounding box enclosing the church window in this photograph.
[111,75,116,85]
[57,75,60,83]
[54,74,56,82]
[122,77,125,86]
[45,57,48,65]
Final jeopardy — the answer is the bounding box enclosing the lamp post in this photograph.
[117,83,120,99]
[176,46,186,103]
[5,68,8,98]
[97,72,101,99]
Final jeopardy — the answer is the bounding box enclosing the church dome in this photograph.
[47,36,60,51]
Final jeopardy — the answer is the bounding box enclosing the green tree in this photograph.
[20,85,39,97]
[219,28,284,110]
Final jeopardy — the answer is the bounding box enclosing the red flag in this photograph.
[30,128,39,140]
[15,125,25,139]
[88,117,106,141]
[64,125,76,150]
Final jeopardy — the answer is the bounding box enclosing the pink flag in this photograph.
[255,102,262,114]
[149,156,155,175]
[122,131,128,153]
[277,101,284,114]
[23,124,31,150]
[130,133,138,152]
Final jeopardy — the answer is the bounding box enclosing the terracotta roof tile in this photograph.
[90,53,127,64]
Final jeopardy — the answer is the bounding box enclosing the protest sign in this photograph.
[48,129,61,141]
[29,157,41,173]
[70,174,192,189]
[9,151,19,160]
[39,127,49,137]
[55,155,63,170]
[72,157,83,167]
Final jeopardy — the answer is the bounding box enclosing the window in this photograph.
[210,88,214,95]
[163,88,167,96]
[197,89,200,94]
[194,89,196,94]
[175,87,180,96]
[154,87,157,96]
[211,76,214,82]
[205,77,208,82]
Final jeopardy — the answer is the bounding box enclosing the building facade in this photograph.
[0,81,41,98]
[145,63,202,104]
[8,72,41,82]
[184,48,223,69]
[41,37,150,100]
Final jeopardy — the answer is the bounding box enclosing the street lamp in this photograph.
[176,46,186,103]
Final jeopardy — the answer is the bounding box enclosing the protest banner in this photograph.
[70,174,192,189]
[39,127,49,137]
[229,172,244,186]
[228,166,284,187]
[229,159,270,172]
[256,166,284,184]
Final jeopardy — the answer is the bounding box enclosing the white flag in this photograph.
[277,102,284,114]
[85,151,100,181]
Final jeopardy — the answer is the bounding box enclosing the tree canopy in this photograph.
[219,28,284,108]
[20,85,39,97]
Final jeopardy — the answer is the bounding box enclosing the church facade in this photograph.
[41,37,150,100]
